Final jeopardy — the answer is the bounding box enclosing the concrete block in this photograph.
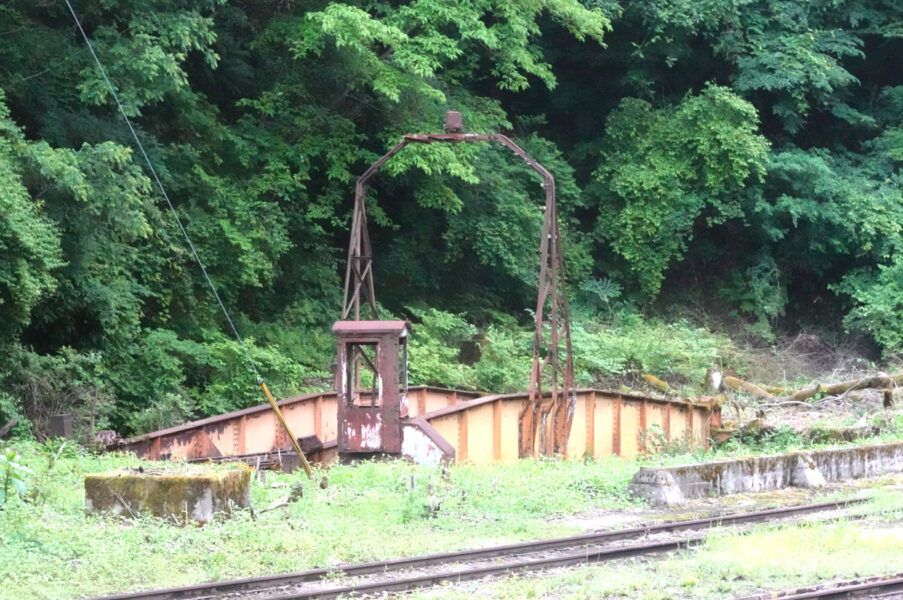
[85,465,250,524]
[791,454,826,489]
[628,468,686,506]
[49,413,73,439]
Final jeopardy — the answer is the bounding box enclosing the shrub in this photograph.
[0,446,29,506]
[406,307,736,394]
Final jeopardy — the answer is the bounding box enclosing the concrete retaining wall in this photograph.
[629,441,903,506]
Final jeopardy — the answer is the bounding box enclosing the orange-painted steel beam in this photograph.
[116,387,720,467]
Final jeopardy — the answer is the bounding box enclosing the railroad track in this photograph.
[732,573,903,599]
[89,498,872,600]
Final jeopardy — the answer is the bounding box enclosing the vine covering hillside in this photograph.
[1,0,902,438]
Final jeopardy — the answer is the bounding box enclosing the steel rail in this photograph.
[86,498,869,600]
[267,536,703,600]
[258,507,900,600]
[731,573,903,599]
[259,509,900,600]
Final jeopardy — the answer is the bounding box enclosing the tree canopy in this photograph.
[1,0,902,438]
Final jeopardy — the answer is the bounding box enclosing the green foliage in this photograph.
[2,0,903,437]
[717,253,786,340]
[294,0,609,100]
[0,447,29,506]
[407,307,735,392]
[407,308,478,389]
[0,391,28,439]
[837,257,903,353]
[77,3,222,117]
[639,424,695,456]
[757,142,903,350]
[594,85,769,295]
[715,426,804,455]
[580,278,622,309]
[0,0,614,436]
[571,312,731,386]
[730,22,863,132]
[1,346,110,443]
[0,93,63,339]
[406,308,532,393]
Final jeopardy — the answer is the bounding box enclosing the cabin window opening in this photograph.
[345,342,380,407]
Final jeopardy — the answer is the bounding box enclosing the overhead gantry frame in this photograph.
[341,111,575,457]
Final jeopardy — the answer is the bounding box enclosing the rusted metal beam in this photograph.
[118,387,719,466]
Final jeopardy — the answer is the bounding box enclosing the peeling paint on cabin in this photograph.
[402,425,444,465]
[359,422,383,449]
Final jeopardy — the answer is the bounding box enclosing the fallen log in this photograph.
[778,374,903,404]
[642,373,671,394]
[0,417,18,439]
[714,371,901,406]
[759,384,789,395]
[721,376,775,401]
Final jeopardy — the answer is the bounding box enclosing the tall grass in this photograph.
[0,443,640,599]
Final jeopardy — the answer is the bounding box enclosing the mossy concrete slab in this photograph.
[85,466,250,523]
[629,440,903,506]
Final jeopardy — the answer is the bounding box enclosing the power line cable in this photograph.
[63,0,262,382]
[64,1,315,478]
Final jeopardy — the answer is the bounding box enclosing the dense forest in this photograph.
[2,0,903,439]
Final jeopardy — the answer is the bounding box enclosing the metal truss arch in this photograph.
[341,113,575,457]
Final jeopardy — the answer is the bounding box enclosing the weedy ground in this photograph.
[1,444,644,600]
[4,435,903,600]
[408,520,903,599]
[406,490,903,600]
[3,395,903,600]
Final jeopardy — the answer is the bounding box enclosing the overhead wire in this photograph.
[63,0,313,477]
[62,0,260,381]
